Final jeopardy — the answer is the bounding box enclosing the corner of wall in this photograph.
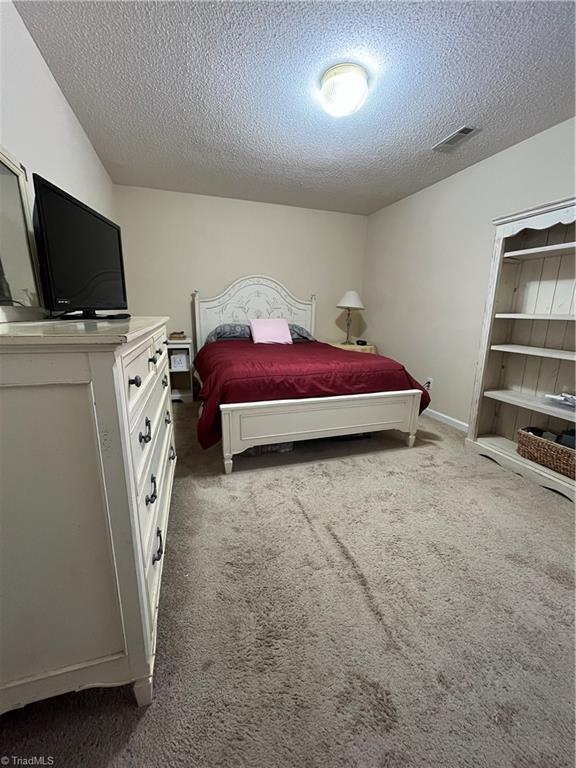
[0,0,115,219]
[358,118,575,424]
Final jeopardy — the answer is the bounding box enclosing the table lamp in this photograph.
[337,290,365,344]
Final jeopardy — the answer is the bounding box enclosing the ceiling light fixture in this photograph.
[320,63,369,118]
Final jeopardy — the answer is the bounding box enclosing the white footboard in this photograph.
[220,390,422,473]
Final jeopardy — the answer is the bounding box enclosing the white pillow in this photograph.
[250,318,293,344]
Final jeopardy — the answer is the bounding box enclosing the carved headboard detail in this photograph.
[192,275,316,349]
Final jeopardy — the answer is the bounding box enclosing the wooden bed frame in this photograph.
[192,275,422,473]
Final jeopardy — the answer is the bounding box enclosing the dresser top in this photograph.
[0,317,169,346]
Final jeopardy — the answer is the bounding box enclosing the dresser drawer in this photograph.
[153,327,168,353]
[150,330,168,371]
[123,338,157,418]
[129,372,172,491]
[145,441,176,622]
[137,423,174,558]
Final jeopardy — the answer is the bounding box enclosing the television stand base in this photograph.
[56,311,131,321]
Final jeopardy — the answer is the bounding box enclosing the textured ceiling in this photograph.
[15,1,575,214]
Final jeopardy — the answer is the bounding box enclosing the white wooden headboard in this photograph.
[192,275,317,349]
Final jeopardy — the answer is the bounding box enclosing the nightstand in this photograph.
[326,342,378,355]
[166,337,194,402]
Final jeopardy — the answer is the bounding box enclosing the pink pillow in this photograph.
[250,318,293,345]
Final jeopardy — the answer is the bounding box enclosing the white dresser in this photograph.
[0,317,176,714]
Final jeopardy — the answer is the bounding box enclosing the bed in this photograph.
[192,275,429,473]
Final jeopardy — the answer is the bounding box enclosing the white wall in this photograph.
[115,185,367,342]
[0,1,114,218]
[363,118,575,425]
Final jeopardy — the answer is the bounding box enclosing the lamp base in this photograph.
[344,308,352,344]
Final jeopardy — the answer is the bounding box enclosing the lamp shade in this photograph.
[337,290,365,310]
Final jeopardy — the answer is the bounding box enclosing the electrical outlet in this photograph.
[423,378,433,392]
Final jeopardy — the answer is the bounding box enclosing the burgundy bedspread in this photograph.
[194,340,430,448]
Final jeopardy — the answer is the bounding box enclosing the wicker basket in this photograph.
[517,428,575,479]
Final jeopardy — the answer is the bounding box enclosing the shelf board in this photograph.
[490,344,576,361]
[472,435,574,492]
[484,389,576,422]
[169,367,191,373]
[503,241,576,261]
[171,388,193,404]
[494,313,575,321]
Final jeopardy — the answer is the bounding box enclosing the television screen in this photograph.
[33,174,127,314]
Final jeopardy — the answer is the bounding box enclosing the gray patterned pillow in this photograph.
[205,323,251,344]
[289,324,315,341]
[205,322,314,344]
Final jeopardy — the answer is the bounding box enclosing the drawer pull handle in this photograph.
[129,375,142,388]
[139,417,152,444]
[148,354,158,365]
[169,446,177,461]
[145,474,158,506]
[152,527,163,564]
[165,411,172,425]
[162,374,169,389]
[162,340,168,346]
[156,348,163,356]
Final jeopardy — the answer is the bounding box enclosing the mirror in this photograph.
[0,146,44,321]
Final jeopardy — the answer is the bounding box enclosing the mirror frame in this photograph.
[0,144,46,322]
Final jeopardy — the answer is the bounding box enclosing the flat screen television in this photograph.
[33,174,128,319]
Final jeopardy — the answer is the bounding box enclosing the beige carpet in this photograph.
[2,407,574,767]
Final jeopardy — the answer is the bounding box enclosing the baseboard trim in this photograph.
[423,408,468,433]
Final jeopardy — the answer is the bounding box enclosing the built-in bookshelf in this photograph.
[467,198,575,498]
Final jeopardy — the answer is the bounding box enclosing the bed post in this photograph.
[192,290,201,351]
[406,391,421,447]
[309,294,317,337]
[221,408,233,474]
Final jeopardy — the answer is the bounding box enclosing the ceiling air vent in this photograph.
[432,126,476,151]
